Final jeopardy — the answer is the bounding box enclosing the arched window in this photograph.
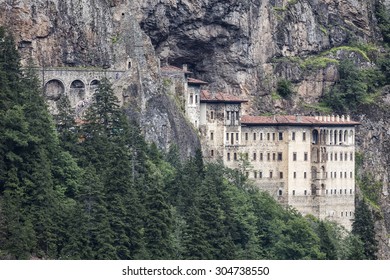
[344,130,347,143]
[70,80,86,98]
[334,130,337,144]
[45,79,65,101]
[312,129,319,144]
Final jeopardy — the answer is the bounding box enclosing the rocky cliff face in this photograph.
[1,0,389,257]
[0,0,200,160]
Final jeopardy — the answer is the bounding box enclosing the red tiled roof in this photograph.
[200,90,248,103]
[188,77,208,85]
[241,115,360,126]
[161,65,192,74]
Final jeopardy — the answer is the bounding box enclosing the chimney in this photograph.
[182,64,188,72]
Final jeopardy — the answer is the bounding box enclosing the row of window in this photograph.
[292,189,354,196]
[327,152,353,161]
[246,170,354,180]
[244,131,286,141]
[327,211,354,218]
[247,171,284,179]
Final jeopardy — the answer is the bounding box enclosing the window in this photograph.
[345,153,348,161]
[245,153,249,160]
[227,112,230,120]
[278,190,282,196]
[304,172,307,179]
[277,152,283,161]
[340,172,342,178]
[253,153,257,161]
[350,189,352,194]
[254,171,257,178]
[260,153,263,161]
[246,172,249,178]
[190,95,193,104]
[292,132,296,141]
[195,95,198,103]
[272,133,276,141]
[267,153,270,161]
[340,189,342,194]
[350,153,353,161]
[227,153,230,161]
[340,152,343,161]
[341,212,343,217]
[350,172,353,178]
[293,190,295,196]
[334,172,336,178]
[260,133,263,140]
[344,172,347,178]
[304,152,308,161]
[231,133,234,145]
[210,132,214,141]
[303,132,306,141]
[236,133,239,141]
[345,189,347,194]
[304,190,307,195]
[253,133,256,141]
[293,172,296,179]
[331,190,333,194]
[267,133,270,140]
[259,171,263,178]
[335,153,337,161]
[226,133,229,141]
[211,150,214,157]
[293,152,297,161]
[245,133,248,141]
[272,153,276,161]
[279,132,283,141]
[269,171,273,178]
[234,153,237,161]
[279,172,283,179]
[330,153,333,161]
[210,111,214,119]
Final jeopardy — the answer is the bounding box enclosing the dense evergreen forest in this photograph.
[0,27,378,260]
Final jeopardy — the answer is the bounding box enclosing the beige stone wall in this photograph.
[199,103,356,230]
[186,85,201,128]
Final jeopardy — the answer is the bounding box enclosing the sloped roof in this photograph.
[200,90,247,103]
[241,115,360,126]
[188,77,208,85]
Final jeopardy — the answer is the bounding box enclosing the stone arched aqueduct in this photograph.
[40,68,126,116]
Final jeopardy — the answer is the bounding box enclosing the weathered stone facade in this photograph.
[169,66,359,230]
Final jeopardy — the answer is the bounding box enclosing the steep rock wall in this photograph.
[0,0,200,159]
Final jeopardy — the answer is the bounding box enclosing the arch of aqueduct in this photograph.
[39,68,126,116]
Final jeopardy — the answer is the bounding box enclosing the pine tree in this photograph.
[352,199,378,259]
[317,221,338,259]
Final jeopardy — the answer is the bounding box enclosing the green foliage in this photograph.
[324,46,370,62]
[302,57,339,71]
[352,199,378,259]
[375,1,390,45]
[322,59,382,113]
[357,173,382,207]
[0,28,377,260]
[276,79,294,98]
